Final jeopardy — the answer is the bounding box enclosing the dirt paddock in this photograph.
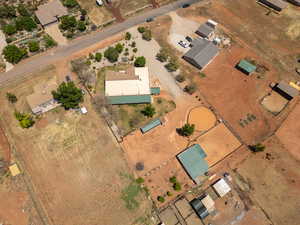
[188,106,216,131]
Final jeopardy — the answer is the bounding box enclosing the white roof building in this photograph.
[105,67,151,97]
[212,178,231,197]
[201,194,215,213]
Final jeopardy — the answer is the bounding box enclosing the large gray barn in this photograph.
[258,0,288,11]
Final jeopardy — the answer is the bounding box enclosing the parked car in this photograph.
[178,40,189,48]
[146,17,154,22]
[185,36,193,42]
[182,3,190,8]
[65,75,71,82]
[96,0,103,6]
[296,68,300,75]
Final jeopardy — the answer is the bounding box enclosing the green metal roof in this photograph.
[140,118,162,133]
[237,60,257,74]
[108,95,151,105]
[177,144,208,181]
[150,87,160,95]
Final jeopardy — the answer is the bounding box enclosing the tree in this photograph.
[173,182,181,191]
[175,75,185,83]
[156,48,168,62]
[77,21,86,31]
[17,4,30,16]
[134,56,146,67]
[169,176,177,183]
[6,92,17,103]
[115,43,123,53]
[133,48,138,53]
[52,82,83,109]
[157,196,165,203]
[43,35,57,48]
[3,24,17,35]
[137,26,145,33]
[142,29,152,41]
[104,46,119,62]
[249,143,265,153]
[0,5,16,18]
[177,123,195,137]
[135,177,144,184]
[63,0,78,7]
[184,84,196,95]
[2,45,27,64]
[28,41,40,52]
[141,105,155,118]
[165,58,179,72]
[60,16,77,30]
[80,9,87,16]
[16,16,37,31]
[95,52,102,62]
[14,111,34,128]
[125,32,131,40]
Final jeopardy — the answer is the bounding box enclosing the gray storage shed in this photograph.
[258,0,288,11]
[274,81,299,100]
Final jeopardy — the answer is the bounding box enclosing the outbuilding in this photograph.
[140,118,162,133]
[258,0,288,12]
[236,59,257,75]
[286,0,300,6]
[212,178,231,197]
[273,81,299,101]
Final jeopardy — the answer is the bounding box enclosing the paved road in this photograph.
[0,0,200,87]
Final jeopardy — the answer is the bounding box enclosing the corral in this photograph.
[188,106,216,131]
[261,91,288,115]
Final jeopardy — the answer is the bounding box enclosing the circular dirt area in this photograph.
[188,107,216,131]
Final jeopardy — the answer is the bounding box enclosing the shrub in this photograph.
[175,75,185,83]
[156,48,168,62]
[0,5,16,19]
[2,44,27,64]
[89,53,94,59]
[142,29,152,41]
[80,9,87,16]
[14,111,34,128]
[136,177,144,184]
[28,41,40,52]
[134,56,146,67]
[15,16,37,31]
[125,32,131,40]
[173,182,181,191]
[60,16,77,30]
[6,92,17,103]
[131,41,136,47]
[95,52,102,62]
[137,26,146,33]
[165,58,179,72]
[77,21,86,31]
[104,47,119,62]
[177,123,195,137]
[169,176,177,183]
[167,191,172,196]
[66,31,74,39]
[249,143,265,153]
[133,48,138,53]
[43,35,57,48]
[3,24,17,35]
[199,72,206,78]
[115,43,123,53]
[157,196,165,203]
[184,84,196,95]
[63,0,78,8]
[141,105,155,118]
[17,4,30,17]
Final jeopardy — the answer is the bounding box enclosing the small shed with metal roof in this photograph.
[258,0,288,11]
[273,81,299,101]
[107,95,151,105]
[150,87,160,95]
[236,59,257,75]
[140,118,162,133]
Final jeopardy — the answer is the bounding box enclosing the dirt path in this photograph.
[105,1,124,22]
[150,0,160,8]
[0,123,11,167]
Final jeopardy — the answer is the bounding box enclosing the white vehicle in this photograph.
[178,40,189,48]
[96,0,103,6]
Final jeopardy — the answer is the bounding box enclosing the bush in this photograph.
[136,177,144,184]
[17,4,30,17]
[115,43,123,53]
[95,52,102,62]
[157,196,165,203]
[165,58,179,72]
[0,5,16,18]
[52,81,83,109]
[3,24,17,35]
[173,182,181,191]
[43,35,57,48]
[16,16,37,31]
[6,37,16,43]
[28,41,40,52]
[133,48,138,53]
[249,143,265,153]
[184,84,196,95]
[125,32,131,40]
[175,75,185,83]
[134,56,146,67]
[60,16,77,30]
[167,191,172,196]
[141,105,155,118]
[80,9,87,16]
[2,44,27,64]
[131,41,136,47]
[156,48,168,62]
[199,72,206,78]
[104,47,119,62]
[137,26,146,33]
[77,21,86,31]
[63,0,78,7]
[14,111,34,128]
[142,29,152,41]
[6,92,17,103]
[169,176,177,183]
[177,123,195,137]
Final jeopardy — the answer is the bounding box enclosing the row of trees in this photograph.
[2,16,37,35]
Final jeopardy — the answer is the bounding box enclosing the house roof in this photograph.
[196,23,215,37]
[105,67,151,96]
[212,178,231,197]
[190,198,209,219]
[184,38,219,69]
[26,78,58,111]
[237,59,257,73]
[259,0,288,9]
[200,194,215,212]
[177,144,208,181]
[107,95,151,105]
[140,118,162,133]
[35,0,68,26]
[276,81,299,98]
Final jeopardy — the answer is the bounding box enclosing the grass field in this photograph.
[0,67,152,225]
[116,0,151,16]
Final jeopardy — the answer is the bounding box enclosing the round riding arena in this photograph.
[188,107,216,131]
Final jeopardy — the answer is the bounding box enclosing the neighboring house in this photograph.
[183,38,219,70]
[35,0,68,27]
[258,0,288,12]
[235,59,257,75]
[273,81,299,101]
[195,20,217,40]
[286,0,300,6]
[26,78,59,114]
[212,178,231,197]
[105,67,152,104]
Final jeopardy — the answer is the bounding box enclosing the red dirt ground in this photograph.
[0,123,11,166]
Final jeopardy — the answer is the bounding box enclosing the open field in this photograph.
[77,0,113,26]
[116,0,151,16]
[0,67,152,225]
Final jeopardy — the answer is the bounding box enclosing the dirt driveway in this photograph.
[45,23,67,46]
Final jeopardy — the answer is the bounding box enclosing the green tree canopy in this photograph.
[17,4,30,16]
[177,123,195,137]
[63,0,78,7]
[249,143,265,153]
[95,52,102,62]
[6,92,18,103]
[15,111,34,128]
[125,32,131,40]
[2,44,27,64]
[43,35,57,48]
[60,16,77,30]
[28,41,40,52]
[134,56,146,67]
[3,24,17,35]
[77,21,86,31]
[141,105,155,118]
[115,43,123,53]
[52,82,83,109]
[0,5,16,18]
[142,29,152,41]
[16,16,37,31]
[104,47,119,63]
